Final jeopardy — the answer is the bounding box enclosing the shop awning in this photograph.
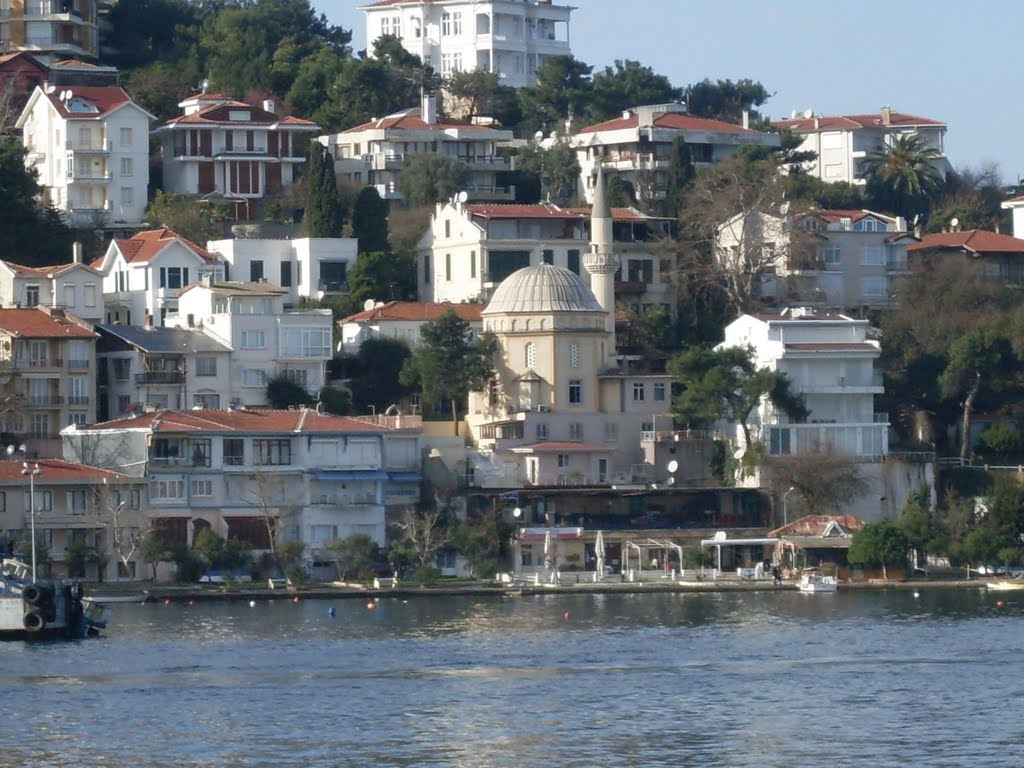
[314,470,388,481]
[388,472,421,482]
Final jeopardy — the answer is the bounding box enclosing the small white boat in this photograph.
[986,579,1024,592]
[83,591,149,604]
[797,569,838,594]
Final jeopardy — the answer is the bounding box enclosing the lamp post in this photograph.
[783,486,795,527]
[21,461,41,583]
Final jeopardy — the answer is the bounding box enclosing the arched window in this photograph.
[525,342,536,368]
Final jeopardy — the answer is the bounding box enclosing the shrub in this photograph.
[977,423,1024,456]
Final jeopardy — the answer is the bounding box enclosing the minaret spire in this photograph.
[584,163,619,364]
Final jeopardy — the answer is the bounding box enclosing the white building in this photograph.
[572,103,781,205]
[320,95,514,202]
[16,85,153,226]
[173,279,334,405]
[338,301,484,354]
[715,208,915,311]
[772,107,951,185]
[206,236,359,306]
[95,228,225,327]
[62,409,423,576]
[0,0,99,61]
[154,93,318,206]
[418,199,674,311]
[0,244,105,321]
[718,308,888,460]
[94,323,233,420]
[361,0,574,88]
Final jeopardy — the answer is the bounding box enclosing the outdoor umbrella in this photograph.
[595,530,605,578]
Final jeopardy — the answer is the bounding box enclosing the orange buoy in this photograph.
[366,602,376,609]
[997,600,1006,607]
[163,599,171,606]
[563,611,571,620]
[292,596,300,603]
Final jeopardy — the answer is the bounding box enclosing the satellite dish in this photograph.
[802,108,813,119]
[362,299,375,311]
[456,190,468,203]
[713,530,727,541]
[950,217,959,228]
[512,507,522,518]
[200,78,210,93]
[45,84,56,95]
[667,460,678,473]
[733,447,745,460]
[666,477,676,487]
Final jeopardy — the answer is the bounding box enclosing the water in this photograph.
[1,588,1022,767]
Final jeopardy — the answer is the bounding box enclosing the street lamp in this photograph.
[783,486,796,527]
[21,461,41,583]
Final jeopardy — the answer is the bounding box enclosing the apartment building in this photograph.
[173,279,334,405]
[62,408,423,573]
[0,244,104,321]
[16,84,153,225]
[338,301,484,354]
[361,0,573,88]
[0,0,99,62]
[0,307,97,457]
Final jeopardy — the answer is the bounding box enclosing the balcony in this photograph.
[15,358,63,370]
[25,395,63,407]
[456,155,511,171]
[67,358,90,369]
[464,184,515,202]
[311,493,378,506]
[67,395,90,406]
[135,371,185,385]
[368,152,404,171]
[66,139,111,154]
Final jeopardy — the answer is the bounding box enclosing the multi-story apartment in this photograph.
[0,0,99,61]
[718,308,888,461]
[0,244,104,321]
[572,103,781,206]
[338,301,484,354]
[62,408,423,574]
[361,0,573,88]
[95,228,225,327]
[173,278,334,405]
[0,307,96,457]
[418,199,675,311]
[16,85,153,226]
[320,95,513,202]
[206,236,359,306]
[155,93,318,207]
[0,457,144,581]
[715,208,915,311]
[772,107,951,185]
[94,323,233,421]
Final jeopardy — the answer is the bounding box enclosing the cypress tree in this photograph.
[351,186,390,254]
[306,143,344,237]
[664,135,695,218]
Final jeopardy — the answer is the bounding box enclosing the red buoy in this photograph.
[997,600,1006,607]
[563,611,571,621]
[292,596,300,603]
[163,599,171,606]
[366,602,376,610]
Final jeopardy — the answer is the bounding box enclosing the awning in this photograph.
[519,526,583,541]
[700,537,779,549]
[314,470,388,481]
[388,472,421,482]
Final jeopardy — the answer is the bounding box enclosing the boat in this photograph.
[797,569,838,594]
[1,557,106,639]
[83,591,149,604]
[986,578,1024,592]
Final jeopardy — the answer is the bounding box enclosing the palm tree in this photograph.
[862,134,944,220]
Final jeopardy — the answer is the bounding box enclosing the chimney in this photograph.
[742,109,749,130]
[187,313,195,328]
[72,241,83,264]
[144,314,153,330]
[201,273,213,287]
[422,93,437,125]
[880,106,891,126]
[263,98,276,114]
[813,116,819,130]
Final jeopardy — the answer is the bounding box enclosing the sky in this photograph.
[317,0,1024,182]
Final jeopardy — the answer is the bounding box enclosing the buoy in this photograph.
[913,591,920,599]
[188,600,194,606]
[563,611,571,621]
[366,602,376,610]
[997,600,1006,607]
[249,600,256,608]
[163,599,171,606]
[292,596,300,604]
[328,607,336,617]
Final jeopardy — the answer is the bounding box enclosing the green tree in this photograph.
[138,530,167,581]
[265,374,316,409]
[604,174,634,208]
[669,345,807,459]
[940,328,1017,459]
[400,311,497,428]
[924,165,1009,234]
[512,140,580,207]
[340,337,415,414]
[897,485,936,571]
[398,154,470,207]
[351,186,390,254]
[982,474,1024,545]
[962,526,1004,570]
[305,142,344,237]
[145,191,231,245]
[323,533,381,579]
[191,528,225,576]
[863,134,945,220]
[977,424,1024,457]
[847,521,910,580]
[589,59,681,122]
[346,250,417,304]
[663,135,695,218]
[0,139,74,264]
[446,69,501,121]
[684,78,771,124]
[106,0,202,69]
[451,513,512,579]
[517,55,593,134]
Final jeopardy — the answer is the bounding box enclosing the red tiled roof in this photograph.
[163,100,317,128]
[466,203,586,220]
[2,261,94,278]
[511,442,610,453]
[340,301,484,324]
[87,409,394,434]
[804,209,895,225]
[0,309,95,339]
[784,343,878,352]
[578,111,752,135]
[1003,195,1024,205]
[773,112,945,132]
[0,458,134,483]
[43,86,135,120]
[769,514,864,537]
[0,52,48,71]
[112,228,219,264]
[342,111,495,133]
[907,230,1024,255]
[566,206,672,222]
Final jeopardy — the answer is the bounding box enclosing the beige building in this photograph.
[0,246,104,321]
[0,0,99,61]
[0,307,97,457]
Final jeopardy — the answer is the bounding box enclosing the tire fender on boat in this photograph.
[23,611,46,632]
[22,583,43,606]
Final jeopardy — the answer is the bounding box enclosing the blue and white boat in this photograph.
[0,558,106,639]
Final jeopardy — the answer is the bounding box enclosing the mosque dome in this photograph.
[483,263,605,315]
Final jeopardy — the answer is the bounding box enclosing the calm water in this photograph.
[1,588,1022,767]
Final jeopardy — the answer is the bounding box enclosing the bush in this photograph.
[411,565,441,585]
[977,423,1024,456]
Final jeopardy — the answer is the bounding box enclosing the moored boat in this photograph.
[1,558,105,639]
[986,579,1024,592]
[797,569,838,594]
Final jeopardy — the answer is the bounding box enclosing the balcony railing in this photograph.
[25,395,63,407]
[67,395,90,406]
[135,371,185,385]
[67,358,90,369]
[15,358,62,369]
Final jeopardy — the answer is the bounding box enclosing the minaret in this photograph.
[584,163,619,363]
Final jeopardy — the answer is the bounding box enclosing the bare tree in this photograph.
[0,78,20,138]
[93,482,147,580]
[243,463,304,569]
[764,440,870,519]
[392,504,452,569]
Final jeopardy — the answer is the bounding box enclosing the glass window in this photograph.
[470,251,476,279]
[633,382,645,401]
[120,187,133,206]
[242,368,266,387]
[120,157,133,177]
[224,439,244,466]
[567,249,580,275]
[241,330,265,349]
[191,479,213,497]
[280,262,292,288]
[861,276,887,297]
[193,393,220,409]
[654,383,666,401]
[858,245,885,266]
[195,356,217,376]
[568,379,582,405]
[536,423,548,441]
[254,439,291,466]
[542,249,554,265]
[119,127,133,146]
[25,285,39,307]
[569,422,583,441]
[557,453,569,468]
[250,260,264,282]
[822,246,841,265]
[150,479,186,501]
[191,439,212,467]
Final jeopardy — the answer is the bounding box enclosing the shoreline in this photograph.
[89,577,996,603]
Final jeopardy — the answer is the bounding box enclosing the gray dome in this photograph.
[483,263,604,315]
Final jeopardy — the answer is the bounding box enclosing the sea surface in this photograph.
[1,587,1022,768]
